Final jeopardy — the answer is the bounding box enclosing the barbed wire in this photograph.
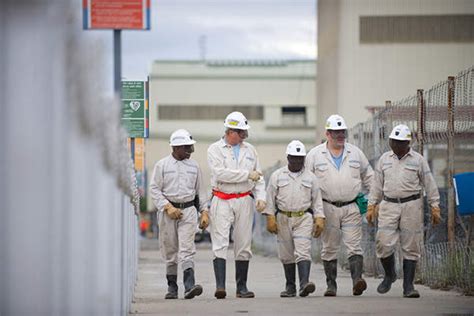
[348,65,474,162]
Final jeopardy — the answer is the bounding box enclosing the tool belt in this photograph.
[322,198,357,208]
[212,190,252,200]
[170,200,195,209]
[276,208,313,218]
[383,193,420,204]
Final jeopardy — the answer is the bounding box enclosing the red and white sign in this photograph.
[83,0,150,30]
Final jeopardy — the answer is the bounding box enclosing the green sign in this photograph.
[121,81,149,138]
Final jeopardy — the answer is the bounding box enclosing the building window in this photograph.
[158,105,263,120]
[360,15,474,43]
[281,106,306,126]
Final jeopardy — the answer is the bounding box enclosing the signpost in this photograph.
[121,80,149,138]
[122,79,149,214]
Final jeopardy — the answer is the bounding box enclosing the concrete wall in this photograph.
[150,61,316,107]
[0,1,138,314]
[317,0,474,137]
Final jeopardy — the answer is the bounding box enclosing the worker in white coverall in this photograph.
[367,124,441,298]
[149,129,210,299]
[207,111,266,299]
[305,114,373,297]
[264,140,326,298]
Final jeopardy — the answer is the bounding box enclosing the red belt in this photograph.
[212,190,252,200]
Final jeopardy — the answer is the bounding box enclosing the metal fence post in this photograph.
[417,89,425,155]
[385,100,392,134]
[447,76,455,244]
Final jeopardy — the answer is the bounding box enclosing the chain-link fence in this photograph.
[254,66,474,295]
[347,65,474,294]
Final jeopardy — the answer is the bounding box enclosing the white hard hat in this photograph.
[389,124,412,141]
[286,140,306,156]
[169,129,196,146]
[325,114,347,130]
[224,111,250,130]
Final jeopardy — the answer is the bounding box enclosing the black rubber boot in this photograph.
[165,274,178,299]
[377,254,397,294]
[280,263,297,297]
[297,260,315,297]
[213,258,227,299]
[349,255,367,296]
[183,268,203,299]
[323,260,337,296]
[236,260,255,298]
[403,259,420,298]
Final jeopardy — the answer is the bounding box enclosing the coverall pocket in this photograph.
[277,179,290,188]
[349,162,360,179]
[314,164,328,178]
[403,165,419,183]
[185,170,198,190]
[301,180,312,193]
[381,163,394,185]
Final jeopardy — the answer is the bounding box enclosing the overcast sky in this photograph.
[120,0,317,80]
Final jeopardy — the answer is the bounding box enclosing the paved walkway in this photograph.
[131,239,473,315]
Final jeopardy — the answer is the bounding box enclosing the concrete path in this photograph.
[131,239,473,315]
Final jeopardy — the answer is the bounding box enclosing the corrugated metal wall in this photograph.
[0,1,138,315]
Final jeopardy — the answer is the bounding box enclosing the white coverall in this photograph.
[149,155,206,275]
[207,138,265,260]
[306,142,373,261]
[368,149,440,260]
[264,166,325,264]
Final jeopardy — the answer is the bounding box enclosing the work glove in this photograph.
[366,204,378,226]
[431,206,442,225]
[164,203,183,220]
[248,170,262,182]
[312,217,325,238]
[266,215,278,234]
[256,200,266,213]
[199,210,209,229]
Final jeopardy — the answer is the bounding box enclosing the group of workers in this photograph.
[149,111,441,300]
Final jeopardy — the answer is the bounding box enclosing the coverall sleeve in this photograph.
[311,180,325,218]
[195,164,208,212]
[420,158,440,208]
[207,146,250,183]
[263,172,278,216]
[304,151,315,174]
[149,162,169,211]
[359,150,374,193]
[252,151,266,201]
[368,158,384,205]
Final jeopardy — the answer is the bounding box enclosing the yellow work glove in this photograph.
[312,217,325,238]
[164,203,183,220]
[266,215,278,234]
[256,200,266,213]
[199,210,209,229]
[366,204,378,226]
[431,206,442,225]
[248,170,262,182]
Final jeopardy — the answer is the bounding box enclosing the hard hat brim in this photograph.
[170,140,197,146]
[389,136,410,141]
[326,126,347,130]
[224,124,251,130]
[286,153,306,156]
